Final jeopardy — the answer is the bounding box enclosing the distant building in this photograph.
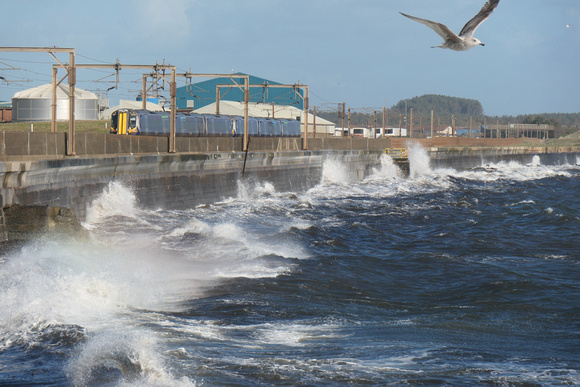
[176,73,304,111]
[0,101,11,122]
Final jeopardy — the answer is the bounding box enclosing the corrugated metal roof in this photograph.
[12,83,98,100]
[177,73,304,110]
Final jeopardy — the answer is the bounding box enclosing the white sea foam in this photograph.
[237,179,277,202]
[167,218,212,237]
[321,157,352,185]
[371,154,403,180]
[84,181,139,226]
[407,142,432,179]
[66,330,196,387]
[253,322,345,347]
[530,155,541,166]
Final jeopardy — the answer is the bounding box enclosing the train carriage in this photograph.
[204,114,234,136]
[139,112,171,135]
[110,109,301,139]
[176,113,205,136]
[281,119,301,137]
[233,116,259,136]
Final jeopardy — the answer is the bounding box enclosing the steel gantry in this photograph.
[140,72,253,151]
[0,48,306,154]
[0,47,77,155]
[69,62,177,153]
[215,83,309,149]
[181,74,251,151]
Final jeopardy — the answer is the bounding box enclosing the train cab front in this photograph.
[110,110,120,134]
[110,109,139,135]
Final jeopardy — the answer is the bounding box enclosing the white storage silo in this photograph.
[12,84,98,122]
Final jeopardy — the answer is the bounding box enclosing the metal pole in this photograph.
[51,67,57,133]
[216,88,221,115]
[430,110,434,138]
[409,108,413,139]
[382,106,386,136]
[243,77,249,151]
[341,102,345,137]
[452,115,455,137]
[169,68,176,153]
[142,75,147,110]
[470,116,473,138]
[68,51,76,156]
[313,105,317,138]
[348,107,351,136]
[303,86,309,150]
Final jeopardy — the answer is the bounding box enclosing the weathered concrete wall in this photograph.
[1,131,578,242]
[1,132,66,158]
[425,146,580,169]
[0,150,382,241]
[308,137,391,151]
[391,137,542,149]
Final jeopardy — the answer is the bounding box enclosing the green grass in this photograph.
[0,120,110,133]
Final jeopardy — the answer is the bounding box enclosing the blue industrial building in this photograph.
[176,73,304,110]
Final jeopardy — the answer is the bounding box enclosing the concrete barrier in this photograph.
[0,149,382,241]
[1,131,578,242]
[1,132,66,157]
[307,137,391,151]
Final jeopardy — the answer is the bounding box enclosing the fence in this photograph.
[0,131,553,160]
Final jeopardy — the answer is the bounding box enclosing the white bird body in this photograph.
[401,0,500,51]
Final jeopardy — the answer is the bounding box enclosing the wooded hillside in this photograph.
[392,94,483,117]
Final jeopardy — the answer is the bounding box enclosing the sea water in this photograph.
[0,147,579,386]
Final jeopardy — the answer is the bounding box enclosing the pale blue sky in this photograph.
[1,0,578,116]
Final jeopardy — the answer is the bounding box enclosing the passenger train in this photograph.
[110,109,301,137]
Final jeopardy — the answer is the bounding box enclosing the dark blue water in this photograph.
[1,150,579,386]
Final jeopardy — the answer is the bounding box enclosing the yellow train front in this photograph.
[110,109,142,135]
[110,109,301,137]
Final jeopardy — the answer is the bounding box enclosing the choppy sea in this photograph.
[1,147,579,386]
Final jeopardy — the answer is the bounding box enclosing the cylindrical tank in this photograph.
[12,84,98,122]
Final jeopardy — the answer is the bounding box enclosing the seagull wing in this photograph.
[400,12,462,44]
[459,0,500,38]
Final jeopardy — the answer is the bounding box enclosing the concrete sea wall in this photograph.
[0,149,382,241]
[425,146,580,169]
[0,131,578,242]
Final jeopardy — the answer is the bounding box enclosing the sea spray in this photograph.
[372,153,403,180]
[407,142,431,179]
[66,330,195,387]
[321,156,352,185]
[84,181,139,226]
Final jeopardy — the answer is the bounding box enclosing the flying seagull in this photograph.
[400,0,500,51]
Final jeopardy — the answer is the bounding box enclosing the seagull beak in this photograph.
[480,43,485,46]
